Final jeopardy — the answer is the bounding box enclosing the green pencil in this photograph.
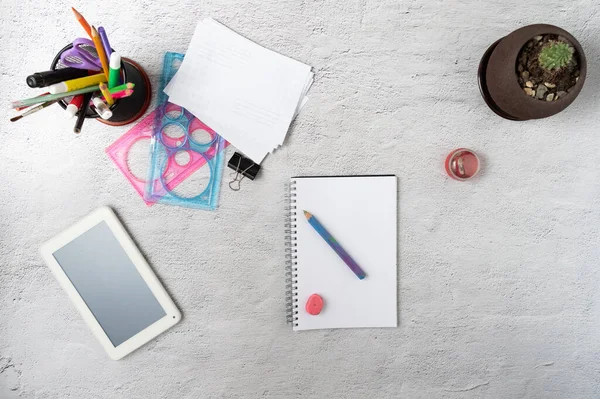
[107,82,134,92]
[11,86,100,109]
[10,83,134,109]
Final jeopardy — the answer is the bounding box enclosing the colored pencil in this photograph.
[10,100,60,122]
[97,27,112,57]
[91,26,110,80]
[303,210,367,280]
[98,89,133,102]
[11,86,99,108]
[15,92,49,111]
[99,83,114,105]
[109,82,134,92]
[71,7,93,39]
[11,84,129,109]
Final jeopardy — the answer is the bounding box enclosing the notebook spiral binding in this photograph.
[284,180,298,326]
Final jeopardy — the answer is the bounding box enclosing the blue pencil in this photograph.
[303,210,366,280]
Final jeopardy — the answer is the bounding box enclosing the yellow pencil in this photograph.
[91,26,110,80]
[99,83,114,105]
[47,73,107,94]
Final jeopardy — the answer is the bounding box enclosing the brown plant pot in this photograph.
[478,24,586,121]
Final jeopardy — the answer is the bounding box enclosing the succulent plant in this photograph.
[538,41,574,71]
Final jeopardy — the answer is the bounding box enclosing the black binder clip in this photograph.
[227,152,261,191]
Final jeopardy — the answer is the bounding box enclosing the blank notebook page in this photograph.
[292,176,397,331]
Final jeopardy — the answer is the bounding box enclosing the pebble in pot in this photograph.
[478,24,586,121]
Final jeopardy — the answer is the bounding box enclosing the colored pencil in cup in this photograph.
[71,7,93,39]
[109,82,134,92]
[99,83,114,105]
[91,26,110,79]
[99,89,132,102]
[97,27,113,57]
[303,210,367,280]
[15,92,49,111]
[11,86,100,108]
[11,84,129,109]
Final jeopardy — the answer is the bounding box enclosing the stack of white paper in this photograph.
[165,18,314,163]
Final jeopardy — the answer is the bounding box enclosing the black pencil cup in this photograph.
[51,43,151,126]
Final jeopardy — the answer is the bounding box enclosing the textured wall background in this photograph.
[2,0,600,398]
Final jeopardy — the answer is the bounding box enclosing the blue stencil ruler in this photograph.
[144,52,226,210]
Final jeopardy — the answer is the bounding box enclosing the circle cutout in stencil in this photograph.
[164,103,183,120]
[174,150,191,166]
[126,138,151,181]
[169,163,212,199]
[189,119,214,145]
[190,129,213,145]
[163,123,186,139]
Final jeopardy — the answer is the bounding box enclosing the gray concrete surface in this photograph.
[2,0,600,398]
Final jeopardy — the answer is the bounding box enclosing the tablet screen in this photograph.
[52,221,166,347]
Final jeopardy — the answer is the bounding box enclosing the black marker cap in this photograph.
[26,74,42,88]
[26,68,89,88]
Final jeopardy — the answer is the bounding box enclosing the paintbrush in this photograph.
[10,100,59,122]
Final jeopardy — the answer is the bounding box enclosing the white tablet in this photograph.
[40,206,181,360]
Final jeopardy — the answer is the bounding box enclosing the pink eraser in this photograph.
[306,294,324,315]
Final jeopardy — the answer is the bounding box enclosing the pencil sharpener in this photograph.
[445,148,480,181]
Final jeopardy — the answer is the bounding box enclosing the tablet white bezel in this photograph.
[40,206,181,360]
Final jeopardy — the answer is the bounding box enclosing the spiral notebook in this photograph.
[286,175,398,331]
